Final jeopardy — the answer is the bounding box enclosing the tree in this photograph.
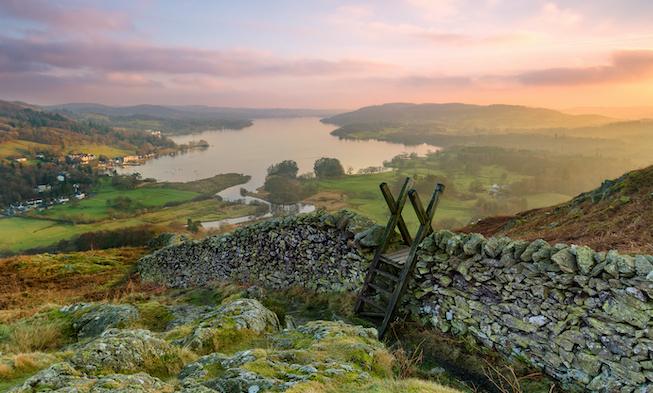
[469,179,484,193]
[267,160,299,178]
[314,157,344,178]
[264,176,301,204]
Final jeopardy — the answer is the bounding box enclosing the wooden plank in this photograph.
[380,183,413,246]
[383,247,411,260]
[360,296,386,312]
[359,312,385,318]
[373,268,399,282]
[379,256,403,270]
[369,282,393,297]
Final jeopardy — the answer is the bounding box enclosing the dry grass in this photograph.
[393,337,424,379]
[0,248,152,313]
[483,360,553,393]
[0,352,63,385]
[0,317,71,354]
[372,348,395,379]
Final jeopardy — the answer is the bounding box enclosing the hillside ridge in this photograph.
[459,164,653,254]
[321,102,616,128]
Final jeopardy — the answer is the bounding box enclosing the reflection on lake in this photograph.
[117,117,439,223]
[119,117,438,192]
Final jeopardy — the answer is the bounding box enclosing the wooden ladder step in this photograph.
[359,312,385,318]
[373,268,399,282]
[369,282,393,297]
[360,296,387,312]
[379,256,403,270]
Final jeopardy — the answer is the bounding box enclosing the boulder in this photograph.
[173,298,281,352]
[68,329,179,374]
[61,302,140,339]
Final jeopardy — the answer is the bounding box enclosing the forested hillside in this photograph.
[0,101,177,204]
[0,101,176,151]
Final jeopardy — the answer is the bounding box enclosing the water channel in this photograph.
[117,117,439,227]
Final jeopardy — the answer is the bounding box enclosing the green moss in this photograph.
[135,302,173,332]
[244,358,284,379]
[199,327,259,356]
[346,347,373,369]
[292,337,315,350]
[203,362,226,379]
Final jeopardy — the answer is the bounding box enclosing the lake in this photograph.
[117,117,439,225]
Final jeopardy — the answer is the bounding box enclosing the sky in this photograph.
[1,0,653,110]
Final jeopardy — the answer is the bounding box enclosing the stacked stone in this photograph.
[137,209,386,293]
[406,230,653,392]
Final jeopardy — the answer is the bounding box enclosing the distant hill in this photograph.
[321,102,616,129]
[458,165,653,254]
[561,106,653,120]
[42,103,345,120]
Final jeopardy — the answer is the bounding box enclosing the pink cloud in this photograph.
[105,73,162,87]
[0,0,135,35]
[537,3,582,27]
[0,35,393,78]
[173,76,227,90]
[367,22,541,46]
[517,49,653,85]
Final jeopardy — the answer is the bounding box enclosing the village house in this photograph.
[33,184,52,193]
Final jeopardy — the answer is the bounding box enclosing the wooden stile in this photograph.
[354,178,445,340]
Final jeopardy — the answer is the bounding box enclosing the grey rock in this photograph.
[463,233,485,255]
[551,249,578,274]
[61,302,140,339]
[68,329,177,374]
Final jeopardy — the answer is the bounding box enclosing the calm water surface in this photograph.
[118,118,439,198]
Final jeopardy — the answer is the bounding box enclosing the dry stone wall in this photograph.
[138,209,653,392]
[138,209,393,292]
[406,230,653,393]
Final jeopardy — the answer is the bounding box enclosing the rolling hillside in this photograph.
[321,102,616,129]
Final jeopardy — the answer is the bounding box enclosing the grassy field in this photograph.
[308,161,570,230]
[139,199,262,225]
[65,144,134,158]
[39,182,201,222]
[1,174,254,253]
[525,193,572,210]
[0,198,263,253]
[0,140,51,159]
[0,139,135,162]
[0,217,145,253]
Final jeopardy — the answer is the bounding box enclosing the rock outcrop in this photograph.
[7,297,390,393]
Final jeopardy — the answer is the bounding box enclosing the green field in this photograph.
[139,199,262,225]
[0,140,51,159]
[0,198,263,253]
[0,217,145,253]
[524,193,572,210]
[66,144,135,158]
[39,182,202,222]
[310,160,571,230]
[0,139,135,162]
